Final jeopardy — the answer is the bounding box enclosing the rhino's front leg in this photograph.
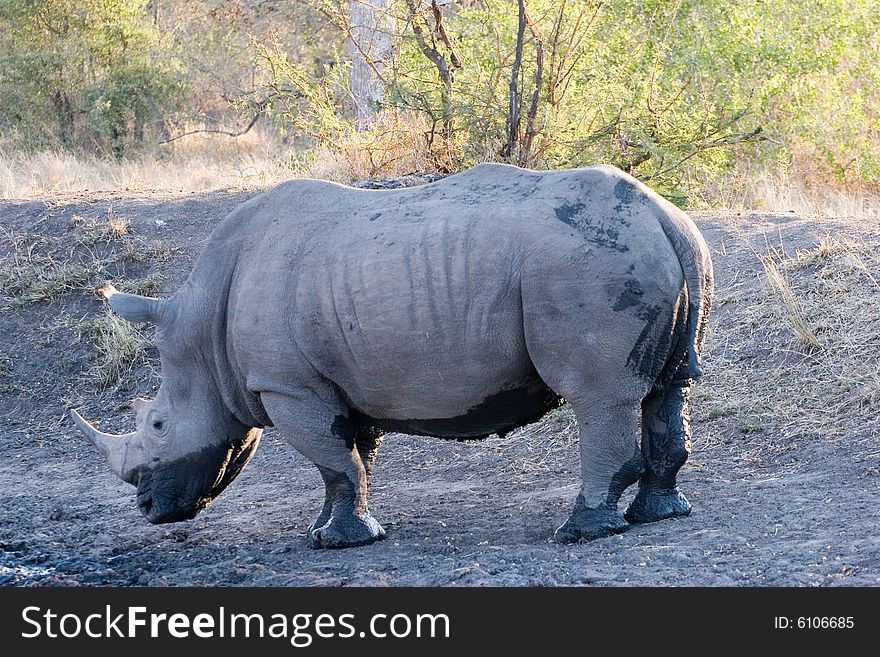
[261,391,385,549]
[310,426,385,537]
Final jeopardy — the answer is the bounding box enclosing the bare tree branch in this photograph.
[520,9,545,166]
[403,0,455,142]
[431,0,461,70]
[159,113,262,144]
[159,96,276,144]
[502,0,527,159]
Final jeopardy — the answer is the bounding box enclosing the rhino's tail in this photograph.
[656,206,714,381]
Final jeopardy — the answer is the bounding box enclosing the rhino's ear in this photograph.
[100,283,169,324]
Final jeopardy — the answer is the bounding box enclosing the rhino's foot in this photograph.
[553,496,628,544]
[307,510,386,549]
[307,510,332,537]
[624,486,691,524]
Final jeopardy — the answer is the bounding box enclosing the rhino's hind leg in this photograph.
[554,400,643,543]
[261,391,385,549]
[624,380,692,524]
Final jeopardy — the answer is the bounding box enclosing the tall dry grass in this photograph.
[3,122,879,219]
[700,168,880,218]
[0,116,446,199]
[0,129,292,200]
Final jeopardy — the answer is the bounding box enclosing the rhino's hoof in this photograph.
[307,513,332,537]
[307,511,386,549]
[624,487,691,524]
[553,497,629,544]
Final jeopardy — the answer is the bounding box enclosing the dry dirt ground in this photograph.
[1,188,878,587]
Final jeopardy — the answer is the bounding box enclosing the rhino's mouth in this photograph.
[134,431,261,524]
[136,488,153,517]
[135,474,205,524]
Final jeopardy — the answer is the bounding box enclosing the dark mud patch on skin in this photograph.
[613,280,644,311]
[625,305,663,378]
[554,201,586,227]
[356,379,562,440]
[330,414,358,450]
[136,436,259,524]
[584,227,629,253]
[625,291,689,386]
[554,201,630,252]
[613,178,649,215]
[553,496,629,543]
[555,185,648,252]
[606,449,645,504]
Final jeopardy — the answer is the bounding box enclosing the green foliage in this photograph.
[161,1,338,127]
[391,0,879,199]
[255,0,880,202]
[2,0,878,200]
[0,0,187,155]
[253,35,353,146]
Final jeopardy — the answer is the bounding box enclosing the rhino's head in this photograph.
[71,285,262,524]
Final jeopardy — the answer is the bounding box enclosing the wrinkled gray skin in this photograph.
[72,164,713,548]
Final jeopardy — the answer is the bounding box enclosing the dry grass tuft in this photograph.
[76,309,153,387]
[71,208,132,244]
[106,207,130,238]
[759,251,822,348]
[0,231,109,306]
[696,233,880,458]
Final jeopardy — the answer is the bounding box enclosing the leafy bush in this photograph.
[0,0,187,156]
[255,0,880,202]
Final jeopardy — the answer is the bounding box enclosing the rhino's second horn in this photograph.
[100,283,167,325]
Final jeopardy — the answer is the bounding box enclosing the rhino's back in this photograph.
[227,164,681,429]
[293,181,538,422]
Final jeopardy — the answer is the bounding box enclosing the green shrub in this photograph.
[0,0,187,156]
[255,0,880,203]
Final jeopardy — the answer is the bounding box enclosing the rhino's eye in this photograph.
[152,420,164,431]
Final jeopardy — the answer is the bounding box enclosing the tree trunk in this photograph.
[347,0,394,129]
[146,1,159,25]
[51,90,75,149]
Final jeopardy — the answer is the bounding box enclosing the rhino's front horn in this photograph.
[70,409,143,485]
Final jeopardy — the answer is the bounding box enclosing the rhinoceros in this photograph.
[71,163,713,548]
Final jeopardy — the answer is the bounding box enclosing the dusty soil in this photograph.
[1,189,878,587]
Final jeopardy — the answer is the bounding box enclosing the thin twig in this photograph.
[158,112,262,144]
[520,8,545,167]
